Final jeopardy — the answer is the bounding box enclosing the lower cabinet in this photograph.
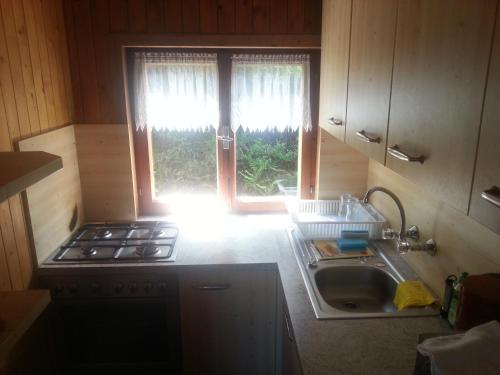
[179,267,277,375]
[4,308,59,375]
[276,280,303,375]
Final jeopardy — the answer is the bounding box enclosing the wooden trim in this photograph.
[112,33,321,48]
[128,48,319,215]
[217,51,233,209]
[121,45,139,218]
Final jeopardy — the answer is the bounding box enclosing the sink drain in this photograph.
[344,301,359,309]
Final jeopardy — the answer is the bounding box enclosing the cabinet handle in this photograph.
[284,312,294,342]
[328,117,343,126]
[192,284,231,291]
[481,186,500,208]
[356,130,381,144]
[387,145,425,164]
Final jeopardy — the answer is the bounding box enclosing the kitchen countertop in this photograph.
[38,214,450,375]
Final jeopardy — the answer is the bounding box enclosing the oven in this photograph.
[39,271,182,375]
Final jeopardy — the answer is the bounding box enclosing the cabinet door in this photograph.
[387,0,496,212]
[345,0,398,163]
[276,280,302,375]
[469,18,500,234]
[281,300,302,375]
[180,268,276,375]
[318,0,352,141]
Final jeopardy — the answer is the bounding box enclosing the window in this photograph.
[128,49,319,215]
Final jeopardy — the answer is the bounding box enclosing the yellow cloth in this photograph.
[393,281,437,310]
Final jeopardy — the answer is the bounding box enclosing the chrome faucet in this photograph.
[363,186,437,256]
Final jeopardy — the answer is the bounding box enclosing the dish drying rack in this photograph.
[287,199,386,239]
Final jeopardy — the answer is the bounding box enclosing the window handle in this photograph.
[217,126,233,150]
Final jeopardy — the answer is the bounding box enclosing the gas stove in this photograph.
[47,221,179,264]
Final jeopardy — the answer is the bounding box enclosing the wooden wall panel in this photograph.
[64,0,322,124]
[128,0,147,32]
[145,0,164,33]
[368,159,500,301]
[0,0,74,290]
[74,124,136,221]
[200,0,218,33]
[164,0,182,33]
[19,126,84,267]
[236,0,253,33]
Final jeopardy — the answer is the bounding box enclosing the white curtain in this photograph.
[231,54,311,132]
[134,52,219,131]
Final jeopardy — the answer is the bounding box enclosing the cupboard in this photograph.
[276,280,302,375]
[179,267,277,375]
[345,0,398,164]
[319,0,500,231]
[318,0,351,141]
[469,15,500,234]
[387,0,496,213]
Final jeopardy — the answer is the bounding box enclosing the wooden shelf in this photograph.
[0,151,63,203]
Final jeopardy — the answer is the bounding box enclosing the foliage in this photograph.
[151,128,298,197]
[152,129,217,195]
[236,129,298,196]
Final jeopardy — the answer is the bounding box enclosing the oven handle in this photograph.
[192,284,231,291]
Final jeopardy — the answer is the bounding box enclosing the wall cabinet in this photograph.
[386,0,496,213]
[469,17,500,235]
[318,0,352,141]
[319,0,498,215]
[344,0,397,164]
[179,267,276,375]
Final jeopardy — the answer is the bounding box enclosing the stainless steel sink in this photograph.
[315,266,398,313]
[287,228,439,319]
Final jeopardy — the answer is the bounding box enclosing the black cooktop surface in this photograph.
[52,221,178,263]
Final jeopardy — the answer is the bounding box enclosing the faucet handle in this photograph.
[397,239,411,254]
[405,225,420,241]
[397,238,438,256]
[382,228,399,240]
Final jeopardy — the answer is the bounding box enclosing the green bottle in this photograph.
[447,272,468,327]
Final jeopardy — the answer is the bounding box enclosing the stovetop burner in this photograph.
[52,221,178,263]
[81,247,97,256]
[95,229,112,239]
[135,243,161,257]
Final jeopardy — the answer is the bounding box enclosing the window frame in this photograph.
[126,48,319,216]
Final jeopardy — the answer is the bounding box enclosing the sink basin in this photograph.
[288,228,439,319]
[315,266,397,313]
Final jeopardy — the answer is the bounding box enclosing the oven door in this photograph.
[54,297,181,375]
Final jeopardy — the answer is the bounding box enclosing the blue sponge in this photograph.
[340,230,370,240]
[336,238,368,252]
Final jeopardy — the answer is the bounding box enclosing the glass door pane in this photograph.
[236,128,299,198]
[151,128,217,199]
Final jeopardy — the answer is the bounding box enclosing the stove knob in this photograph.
[114,283,124,294]
[129,283,137,293]
[90,283,101,294]
[143,282,153,293]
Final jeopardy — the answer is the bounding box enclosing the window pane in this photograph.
[151,129,217,197]
[236,129,299,197]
